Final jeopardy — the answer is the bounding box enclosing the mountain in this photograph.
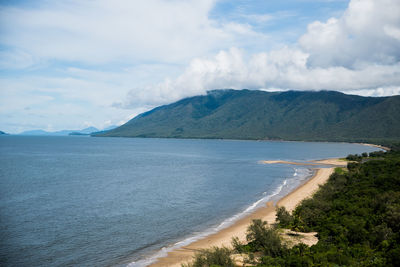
[78,126,99,134]
[94,89,400,142]
[18,129,69,136]
[19,127,99,136]
[87,125,118,136]
[0,131,7,135]
[69,127,99,135]
[103,125,118,131]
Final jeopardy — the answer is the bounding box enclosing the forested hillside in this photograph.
[96,90,400,142]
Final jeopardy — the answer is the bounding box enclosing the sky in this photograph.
[1,0,400,133]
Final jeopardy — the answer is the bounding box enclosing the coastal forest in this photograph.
[184,149,400,267]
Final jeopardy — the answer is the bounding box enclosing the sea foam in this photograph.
[127,167,313,267]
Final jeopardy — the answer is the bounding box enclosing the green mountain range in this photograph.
[95,90,400,142]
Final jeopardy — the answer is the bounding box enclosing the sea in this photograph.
[0,136,380,267]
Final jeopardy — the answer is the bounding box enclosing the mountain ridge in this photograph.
[95,90,400,142]
[19,126,100,136]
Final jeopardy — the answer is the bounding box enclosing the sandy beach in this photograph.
[361,143,390,151]
[260,158,347,167]
[149,160,340,267]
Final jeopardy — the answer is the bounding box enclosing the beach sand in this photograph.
[361,143,390,151]
[149,163,338,267]
[260,159,347,167]
[260,160,321,165]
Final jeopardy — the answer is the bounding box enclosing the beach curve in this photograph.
[146,160,341,267]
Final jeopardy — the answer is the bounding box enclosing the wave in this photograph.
[127,167,313,267]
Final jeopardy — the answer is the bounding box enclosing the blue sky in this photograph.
[1,0,399,133]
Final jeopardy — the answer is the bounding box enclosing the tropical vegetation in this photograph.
[184,148,400,266]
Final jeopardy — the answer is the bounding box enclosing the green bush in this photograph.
[260,255,285,266]
[275,206,293,228]
[369,150,385,157]
[346,154,362,161]
[246,219,285,257]
[182,246,234,267]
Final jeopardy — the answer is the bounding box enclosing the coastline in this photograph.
[147,162,338,267]
[360,143,390,151]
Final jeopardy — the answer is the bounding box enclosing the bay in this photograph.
[0,136,379,266]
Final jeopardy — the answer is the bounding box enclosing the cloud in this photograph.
[119,47,400,107]
[0,0,272,133]
[299,0,400,67]
[0,49,35,69]
[242,14,274,24]
[0,0,267,67]
[0,68,145,133]
[119,0,400,108]
[1,0,399,133]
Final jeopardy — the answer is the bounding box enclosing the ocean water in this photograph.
[0,136,380,267]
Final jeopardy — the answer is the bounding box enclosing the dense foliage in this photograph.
[182,247,235,267]
[245,219,285,257]
[282,151,400,266]
[184,151,400,266]
[276,206,293,228]
[96,90,400,142]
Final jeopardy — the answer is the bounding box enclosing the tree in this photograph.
[276,206,293,227]
[182,247,234,267]
[246,219,285,257]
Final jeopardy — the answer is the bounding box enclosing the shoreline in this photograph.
[260,158,348,167]
[360,143,390,151]
[147,162,339,267]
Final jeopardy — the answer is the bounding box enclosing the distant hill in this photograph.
[19,127,99,136]
[103,125,118,131]
[89,125,118,136]
[18,129,69,136]
[0,130,7,135]
[77,126,99,134]
[94,90,400,142]
[69,127,99,136]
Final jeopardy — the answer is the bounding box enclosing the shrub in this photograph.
[260,255,285,266]
[246,219,285,257]
[347,162,360,171]
[346,154,362,161]
[276,206,293,227]
[369,151,385,157]
[182,246,234,267]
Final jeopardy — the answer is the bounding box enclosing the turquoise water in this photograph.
[0,136,379,266]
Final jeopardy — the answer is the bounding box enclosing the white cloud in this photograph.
[240,11,297,26]
[299,0,400,67]
[0,0,273,132]
[242,14,274,24]
[1,0,399,133]
[0,0,267,67]
[346,86,400,97]
[0,49,35,69]
[120,47,400,107]
[119,0,400,108]
[0,68,145,133]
